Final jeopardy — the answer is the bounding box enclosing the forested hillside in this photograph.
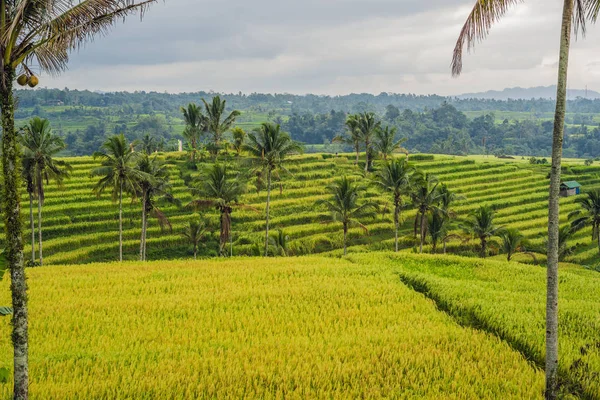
[13,88,600,158]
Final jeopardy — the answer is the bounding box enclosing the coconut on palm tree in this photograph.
[410,172,442,253]
[451,2,600,395]
[569,189,600,253]
[181,103,206,162]
[0,1,155,395]
[136,155,179,261]
[375,158,413,251]
[373,126,407,161]
[461,205,503,258]
[202,96,241,157]
[188,164,246,256]
[20,117,72,267]
[316,176,378,256]
[244,123,303,256]
[91,134,146,262]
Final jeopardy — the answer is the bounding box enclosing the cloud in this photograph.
[38,0,600,95]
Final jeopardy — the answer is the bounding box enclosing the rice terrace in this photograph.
[0,0,600,399]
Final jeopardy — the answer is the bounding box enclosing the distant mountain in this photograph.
[457,85,600,100]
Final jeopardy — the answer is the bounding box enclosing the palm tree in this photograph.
[20,118,72,267]
[0,1,155,395]
[569,189,600,253]
[202,96,241,156]
[188,164,246,256]
[141,134,156,155]
[373,126,407,161]
[316,176,378,256]
[136,155,179,261]
[181,219,209,260]
[451,3,600,395]
[269,229,290,256]
[357,112,381,173]
[375,158,413,251]
[428,209,450,253]
[333,114,362,164]
[244,123,303,256]
[181,103,205,162]
[410,172,442,253]
[231,127,247,156]
[91,134,145,263]
[461,205,503,258]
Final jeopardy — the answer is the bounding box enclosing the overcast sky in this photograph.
[37,0,600,95]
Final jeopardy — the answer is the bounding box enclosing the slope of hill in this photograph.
[22,153,600,266]
[458,85,600,100]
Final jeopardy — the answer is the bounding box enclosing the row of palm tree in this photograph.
[180,96,241,160]
[335,112,407,171]
[91,135,178,262]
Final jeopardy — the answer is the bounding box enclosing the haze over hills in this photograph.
[457,85,600,100]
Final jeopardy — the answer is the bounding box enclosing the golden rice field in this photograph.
[0,256,548,399]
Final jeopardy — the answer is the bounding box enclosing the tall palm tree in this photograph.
[461,205,503,258]
[202,96,241,156]
[451,3,599,395]
[357,112,381,173]
[188,164,246,256]
[316,176,378,256]
[244,123,303,256]
[569,189,600,253]
[373,126,407,161]
[333,114,362,164]
[136,155,179,261]
[375,158,413,251]
[410,172,443,253]
[20,118,72,267]
[181,103,205,162]
[0,1,155,396]
[91,134,145,263]
[22,158,36,264]
[181,219,209,260]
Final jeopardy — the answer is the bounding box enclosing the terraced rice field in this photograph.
[23,153,600,266]
[0,256,547,399]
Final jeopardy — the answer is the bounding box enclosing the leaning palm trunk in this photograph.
[1,67,29,400]
[29,193,35,263]
[119,181,124,262]
[264,169,272,257]
[546,1,572,397]
[220,209,231,256]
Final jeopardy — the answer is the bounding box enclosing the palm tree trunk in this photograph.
[140,192,146,261]
[546,1,572,397]
[481,237,487,258]
[419,213,426,253]
[143,217,148,261]
[193,244,197,260]
[394,203,400,252]
[264,169,272,257]
[355,145,359,165]
[364,140,370,173]
[343,223,348,256]
[119,181,123,262]
[443,240,447,254]
[37,197,42,267]
[29,193,35,263]
[1,66,29,400]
